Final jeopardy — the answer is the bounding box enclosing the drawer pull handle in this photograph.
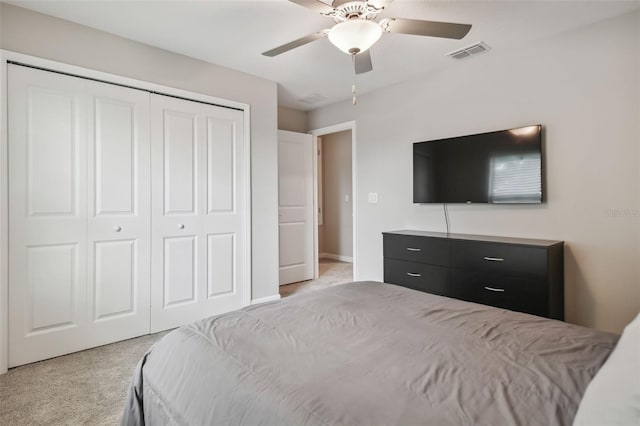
[407,272,422,277]
[483,256,504,262]
[484,286,505,292]
[406,247,422,252]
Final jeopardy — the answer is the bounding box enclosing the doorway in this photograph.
[317,129,354,272]
[278,122,356,298]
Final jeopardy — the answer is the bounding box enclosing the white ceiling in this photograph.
[8,0,640,110]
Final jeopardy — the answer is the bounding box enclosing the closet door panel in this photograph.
[27,89,77,216]
[163,235,198,306]
[93,96,136,215]
[28,243,79,332]
[8,65,88,367]
[86,81,151,345]
[150,96,203,331]
[150,95,247,332]
[207,233,235,296]
[93,240,137,319]
[202,106,246,304]
[164,110,198,215]
[207,116,235,214]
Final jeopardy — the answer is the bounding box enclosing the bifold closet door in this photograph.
[85,81,151,347]
[8,65,151,367]
[150,94,247,332]
[8,66,88,367]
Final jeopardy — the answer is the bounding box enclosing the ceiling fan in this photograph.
[262,0,472,75]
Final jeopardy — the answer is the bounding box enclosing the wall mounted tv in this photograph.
[413,125,543,204]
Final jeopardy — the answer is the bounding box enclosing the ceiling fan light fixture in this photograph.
[328,19,382,55]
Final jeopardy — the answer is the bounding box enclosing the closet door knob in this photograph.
[177,224,185,230]
[114,226,122,232]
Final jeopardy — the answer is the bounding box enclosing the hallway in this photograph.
[280,259,353,298]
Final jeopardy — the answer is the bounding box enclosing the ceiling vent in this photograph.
[298,93,328,106]
[447,41,491,60]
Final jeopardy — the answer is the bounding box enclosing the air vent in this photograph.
[298,93,328,105]
[447,42,491,60]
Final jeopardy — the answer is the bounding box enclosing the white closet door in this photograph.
[86,81,151,345]
[8,65,89,367]
[150,95,247,332]
[8,65,152,367]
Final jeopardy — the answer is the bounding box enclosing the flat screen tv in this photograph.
[413,125,542,204]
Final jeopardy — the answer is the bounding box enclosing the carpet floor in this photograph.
[0,332,167,425]
[279,258,353,298]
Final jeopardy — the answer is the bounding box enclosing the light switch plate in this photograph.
[368,192,378,203]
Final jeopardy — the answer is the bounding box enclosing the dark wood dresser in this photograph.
[383,230,564,319]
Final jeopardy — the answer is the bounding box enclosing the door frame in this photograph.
[0,50,253,374]
[309,121,357,280]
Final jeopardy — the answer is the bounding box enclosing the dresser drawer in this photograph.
[384,258,449,296]
[450,269,548,317]
[383,233,449,266]
[450,240,547,278]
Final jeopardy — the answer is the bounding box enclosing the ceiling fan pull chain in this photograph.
[351,53,357,106]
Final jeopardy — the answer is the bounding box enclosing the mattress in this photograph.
[122,281,617,426]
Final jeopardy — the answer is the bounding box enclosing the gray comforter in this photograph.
[122,281,617,426]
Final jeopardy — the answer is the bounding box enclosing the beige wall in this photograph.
[318,225,325,254]
[0,3,280,301]
[309,11,640,333]
[278,106,308,133]
[320,131,353,259]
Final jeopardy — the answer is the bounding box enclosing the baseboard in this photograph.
[319,253,353,263]
[250,294,281,305]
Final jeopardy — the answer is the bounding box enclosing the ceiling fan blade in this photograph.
[331,0,355,7]
[355,50,373,74]
[384,18,471,40]
[288,0,335,14]
[262,31,328,57]
[367,0,394,10]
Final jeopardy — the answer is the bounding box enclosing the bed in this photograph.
[122,281,618,426]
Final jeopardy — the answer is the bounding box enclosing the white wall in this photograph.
[309,11,640,333]
[278,106,308,133]
[321,130,353,258]
[0,3,280,301]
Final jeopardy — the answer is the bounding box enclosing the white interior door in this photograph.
[8,66,89,367]
[150,94,247,332]
[85,81,151,346]
[278,130,314,285]
[8,65,152,367]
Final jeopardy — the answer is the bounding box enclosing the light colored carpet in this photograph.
[280,258,353,298]
[0,331,167,425]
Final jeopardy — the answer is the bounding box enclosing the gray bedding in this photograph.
[122,281,617,426]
